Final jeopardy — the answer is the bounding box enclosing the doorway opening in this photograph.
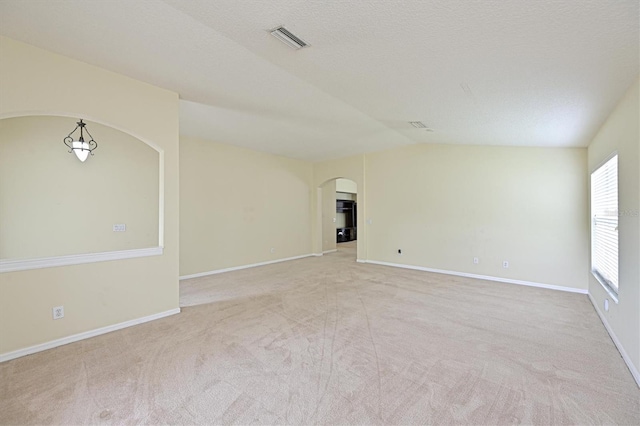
[320,178,358,259]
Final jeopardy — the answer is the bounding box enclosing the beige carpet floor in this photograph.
[1,243,639,425]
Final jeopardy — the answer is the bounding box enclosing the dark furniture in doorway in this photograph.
[336,199,357,242]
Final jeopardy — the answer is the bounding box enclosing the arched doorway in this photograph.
[319,178,358,259]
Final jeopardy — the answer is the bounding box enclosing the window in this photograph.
[591,154,618,295]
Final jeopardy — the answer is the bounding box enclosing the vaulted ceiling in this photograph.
[1,0,638,161]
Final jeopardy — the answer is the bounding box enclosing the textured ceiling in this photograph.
[0,0,638,161]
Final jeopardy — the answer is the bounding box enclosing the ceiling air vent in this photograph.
[270,26,308,50]
[409,121,434,131]
[409,121,427,129]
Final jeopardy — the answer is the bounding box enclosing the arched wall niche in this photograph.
[0,113,164,271]
[0,111,165,152]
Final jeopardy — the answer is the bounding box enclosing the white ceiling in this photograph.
[1,0,638,161]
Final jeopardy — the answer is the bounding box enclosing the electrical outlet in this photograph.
[332,217,336,223]
[270,247,275,253]
[473,257,479,264]
[503,260,509,269]
[53,306,64,320]
[113,224,126,232]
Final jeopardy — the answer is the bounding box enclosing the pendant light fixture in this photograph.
[63,119,97,162]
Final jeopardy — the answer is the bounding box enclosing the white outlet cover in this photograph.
[52,306,64,319]
[503,261,509,268]
[113,224,126,232]
[473,257,479,264]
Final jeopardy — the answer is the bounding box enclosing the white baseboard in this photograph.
[588,294,640,388]
[322,249,337,254]
[179,254,315,280]
[0,308,180,363]
[363,260,588,294]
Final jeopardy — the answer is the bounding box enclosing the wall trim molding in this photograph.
[322,249,337,254]
[0,247,164,274]
[588,294,640,388]
[363,260,588,294]
[0,308,180,363]
[179,254,314,280]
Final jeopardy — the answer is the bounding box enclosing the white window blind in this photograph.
[591,154,618,293]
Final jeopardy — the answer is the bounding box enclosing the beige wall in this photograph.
[321,180,337,252]
[0,116,159,259]
[587,77,639,375]
[365,144,589,289]
[179,136,313,276]
[0,37,179,355]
